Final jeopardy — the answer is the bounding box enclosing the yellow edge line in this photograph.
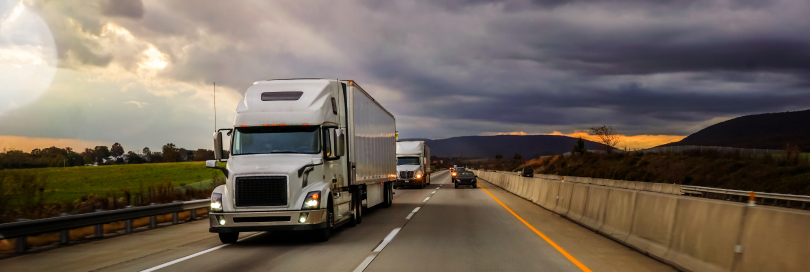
[479,185,593,272]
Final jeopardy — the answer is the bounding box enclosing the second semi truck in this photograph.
[395,141,431,189]
[207,79,396,243]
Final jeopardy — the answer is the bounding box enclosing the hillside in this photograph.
[410,135,608,158]
[661,109,810,151]
[530,152,810,195]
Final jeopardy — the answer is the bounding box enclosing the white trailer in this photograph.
[394,141,431,189]
[207,79,396,243]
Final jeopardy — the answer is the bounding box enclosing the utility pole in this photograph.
[214,82,217,132]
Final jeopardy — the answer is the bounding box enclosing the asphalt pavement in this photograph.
[0,171,675,272]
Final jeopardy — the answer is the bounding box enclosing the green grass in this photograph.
[0,162,224,203]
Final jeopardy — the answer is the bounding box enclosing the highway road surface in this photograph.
[0,171,675,271]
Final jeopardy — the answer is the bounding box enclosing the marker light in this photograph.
[416,174,422,179]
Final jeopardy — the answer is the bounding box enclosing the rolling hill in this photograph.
[661,109,810,151]
[401,135,608,158]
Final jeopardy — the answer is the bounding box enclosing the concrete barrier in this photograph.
[566,184,590,222]
[736,207,810,272]
[554,182,575,215]
[599,188,637,242]
[544,181,561,210]
[479,170,810,272]
[664,197,745,272]
[626,192,678,259]
[534,179,549,207]
[580,185,610,231]
[530,178,543,203]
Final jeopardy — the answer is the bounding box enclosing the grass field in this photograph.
[0,162,224,203]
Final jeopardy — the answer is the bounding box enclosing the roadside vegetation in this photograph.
[521,148,810,195]
[0,162,225,224]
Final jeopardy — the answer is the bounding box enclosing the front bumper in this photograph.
[395,179,424,186]
[209,209,328,233]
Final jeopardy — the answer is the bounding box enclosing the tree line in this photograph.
[0,143,216,169]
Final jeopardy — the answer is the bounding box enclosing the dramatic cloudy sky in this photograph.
[1,0,809,152]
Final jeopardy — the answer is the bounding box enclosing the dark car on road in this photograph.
[455,171,477,188]
[519,167,534,177]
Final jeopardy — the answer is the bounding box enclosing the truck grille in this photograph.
[235,176,287,207]
[399,171,414,179]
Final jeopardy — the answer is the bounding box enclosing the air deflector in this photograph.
[261,91,303,101]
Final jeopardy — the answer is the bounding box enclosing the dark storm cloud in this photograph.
[100,0,144,19]
[20,0,810,141]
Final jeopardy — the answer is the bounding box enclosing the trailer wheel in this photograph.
[219,232,239,244]
[382,182,393,208]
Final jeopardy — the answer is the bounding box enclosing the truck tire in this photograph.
[315,198,333,242]
[382,182,393,208]
[219,232,239,244]
[348,192,360,227]
[427,174,431,185]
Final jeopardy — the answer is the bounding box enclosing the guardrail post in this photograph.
[125,219,132,233]
[191,209,197,221]
[748,192,756,207]
[172,212,178,224]
[59,230,69,245]
[16,237,26,253]
[149,216,156,228]
[94,224,103,238]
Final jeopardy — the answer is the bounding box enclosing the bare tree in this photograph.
[589,126,622,153]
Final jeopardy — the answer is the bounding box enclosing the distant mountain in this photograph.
[660,109,810,151]
[404,135,608,158]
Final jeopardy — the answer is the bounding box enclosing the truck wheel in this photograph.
[315,224,331,242]
[316,198,333,242]
[382,182,393,208]
[455,183,459,189]
[348,193,360,227]
[473,183,478,188]
[219,232,239,244]
[427,174,431,185]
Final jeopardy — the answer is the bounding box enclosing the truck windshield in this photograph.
[232,126,320,155]
[397,157,420,165]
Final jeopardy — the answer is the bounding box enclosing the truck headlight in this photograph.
[211,193,223,211]
[416,174,422,179]
[303,191,321,210]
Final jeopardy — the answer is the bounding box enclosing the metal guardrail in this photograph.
[0,199,210,253]
[681,185,810,209]
[474,169,810,209]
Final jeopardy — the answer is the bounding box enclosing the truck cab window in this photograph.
[232,126,320,155]
[397,157,420,165]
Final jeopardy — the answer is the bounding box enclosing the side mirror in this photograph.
[214,131,223,160]
[335,128,346,157]
[206,160,217,168]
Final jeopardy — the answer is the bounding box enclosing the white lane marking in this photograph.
[412,207,420,213]
[353,255,377,272]
[373,228,401,252]
[140,233,259,272]
[423,197,430,202]
[431,191,436,194]
[406,212,415,220]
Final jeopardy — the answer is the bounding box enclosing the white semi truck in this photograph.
[206,79,396,243]
[394,141,431,189]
